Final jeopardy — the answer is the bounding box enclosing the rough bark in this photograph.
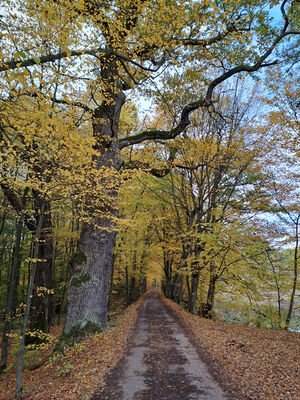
[63,90,125,336]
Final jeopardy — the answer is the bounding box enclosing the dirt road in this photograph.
[92,291,227,400]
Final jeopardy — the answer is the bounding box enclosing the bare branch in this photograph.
[50,97,93,113]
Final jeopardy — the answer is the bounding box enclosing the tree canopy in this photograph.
[0,0,299,395]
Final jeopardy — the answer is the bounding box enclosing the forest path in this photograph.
[92,291,227,400]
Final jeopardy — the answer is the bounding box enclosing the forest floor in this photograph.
[1,291,300,399]
[0,297,143,400]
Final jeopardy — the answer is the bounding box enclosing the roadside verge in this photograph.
[0,296,144,400]
[161,294,300,400]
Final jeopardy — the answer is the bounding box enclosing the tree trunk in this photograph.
[129,250,137,303]
[0,208,7,289]
[0,217,23,371]
[171,273,180,302]
[27,200,54,342]
[64,220,119,334]
[139,249,147,295]
[16,203,45,396]
[63,90,126,336]
[141,276,147,294]
[164,267,172,299]
[107,253,115,311]
[57,250,70,326]
[186,275,191,311]
[176,274,183,305]
[267,251,282,327]
[285,214,299,329]
[125,264,130,306]
[190,273,199,314]
[163,250,172,299]
[203,276,216,319]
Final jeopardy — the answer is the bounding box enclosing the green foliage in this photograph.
[51,353,73,377]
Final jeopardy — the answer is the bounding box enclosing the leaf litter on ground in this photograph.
[161,295,300,400]
[0,297,144,400]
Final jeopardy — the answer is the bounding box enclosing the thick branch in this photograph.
[177,23,250,47]
[118,96,209,149]
[123,147,177,177]
[119,6,297,150]
[0,47,112,72]
[0,46,162,78]
[0,183,36,231]
[124,160,171,177]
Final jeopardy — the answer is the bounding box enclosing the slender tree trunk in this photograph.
[177,275,183,305]
[186,275,191,310]
[57,251,70,326]
[0,205,6,235]
[190,273,199,314]
[139,249,147,295]
[21,269,26,304]
[63,90,125,336]
[172,273,180,302]
[125,265,129,306]
[27,200,53,342]
[107,253,115,311]
[162,250,173,299]
[201,261,217,319]
[285,214,299,329]
[16,203,45,396]
[267,251,282,326]
[50,239,57,326]
[129,250,137,303]
[0,217,23,371]
[164,266,171,299]
[141,276,147,294]
[0,210,7,288]
[204,276,216,319]
[165,278,171,299]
